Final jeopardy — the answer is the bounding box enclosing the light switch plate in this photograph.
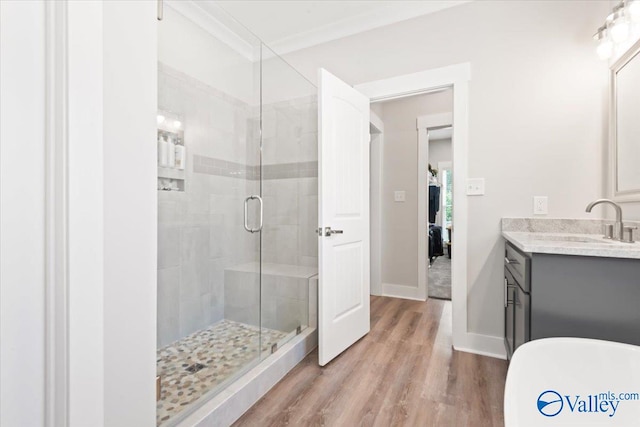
[533,196,548,215]
[466,178,485,196]
[394,190,406,202]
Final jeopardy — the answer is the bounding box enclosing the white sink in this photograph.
[504,338,640,426]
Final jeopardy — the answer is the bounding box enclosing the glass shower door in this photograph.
[259,44,318,354]
[156,4,264,425]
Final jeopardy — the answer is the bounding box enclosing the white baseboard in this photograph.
[382,283,426,301]
[454,332,507,360]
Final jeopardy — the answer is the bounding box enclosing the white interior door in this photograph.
[318,69,370,366]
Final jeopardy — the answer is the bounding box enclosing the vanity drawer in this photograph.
[505,242,530,291]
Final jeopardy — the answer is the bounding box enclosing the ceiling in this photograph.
[214,1,471,54]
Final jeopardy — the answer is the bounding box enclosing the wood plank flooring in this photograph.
[233,296,508,427]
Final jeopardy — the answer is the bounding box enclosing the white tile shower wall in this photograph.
[224,264,313,332]
[263,275,309,332]
[157,63,260,347]
[262,97,318,269]
[260,176,319,267]
[223,270,260,327]
[158,63,318,348]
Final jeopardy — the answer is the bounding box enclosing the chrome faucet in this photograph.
[585,198,631,242]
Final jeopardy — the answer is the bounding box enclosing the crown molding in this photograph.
[165,0,256,61]
[164,1,471,60]
[268,1,471,55]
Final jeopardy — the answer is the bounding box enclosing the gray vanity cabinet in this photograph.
[504,241,640,358]
[530,253,640,345]
[504,243,530,358]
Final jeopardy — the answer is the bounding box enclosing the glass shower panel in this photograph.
[260,44,318,353]
[156,4,262,426]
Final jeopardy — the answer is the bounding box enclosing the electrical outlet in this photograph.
[466,178,485,196]
[533,196,548,215]
[394,191,406,202]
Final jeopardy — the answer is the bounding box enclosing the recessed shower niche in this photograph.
[157,110,185,192]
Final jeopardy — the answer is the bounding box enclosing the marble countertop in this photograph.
[502,218,640,259]
[502,231,640,259]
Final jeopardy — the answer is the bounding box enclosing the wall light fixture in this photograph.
[595,0,640,60]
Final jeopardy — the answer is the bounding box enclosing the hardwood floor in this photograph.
[233,296,508,427]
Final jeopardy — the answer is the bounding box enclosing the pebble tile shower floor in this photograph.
[156,319,288,425]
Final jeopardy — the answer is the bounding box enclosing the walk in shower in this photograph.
[156,3,318,425]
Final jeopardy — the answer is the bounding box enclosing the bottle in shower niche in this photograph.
[175,138,185,170]
[158,133,169,167]
[167,134,176,168]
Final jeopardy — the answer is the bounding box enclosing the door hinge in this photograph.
[157,0,163,21]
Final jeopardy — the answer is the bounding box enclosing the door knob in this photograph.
[324,227,344,237]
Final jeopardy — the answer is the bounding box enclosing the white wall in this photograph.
[67,1,106,424]
[103,1,157,426]
[283,0,610,338]
[621,203,640,221]
[375,91,453,288]
[0,2,46,425]
[1,1,158,423]
[429,138,452,167]
[370,102,384,117]
[370,130,383,296]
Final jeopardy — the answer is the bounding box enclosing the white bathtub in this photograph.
[504,338,640,426]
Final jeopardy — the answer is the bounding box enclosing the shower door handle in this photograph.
[243,195,263,233]
[255,195,263,232]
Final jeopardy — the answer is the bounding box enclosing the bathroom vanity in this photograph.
[502,218,640,359]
